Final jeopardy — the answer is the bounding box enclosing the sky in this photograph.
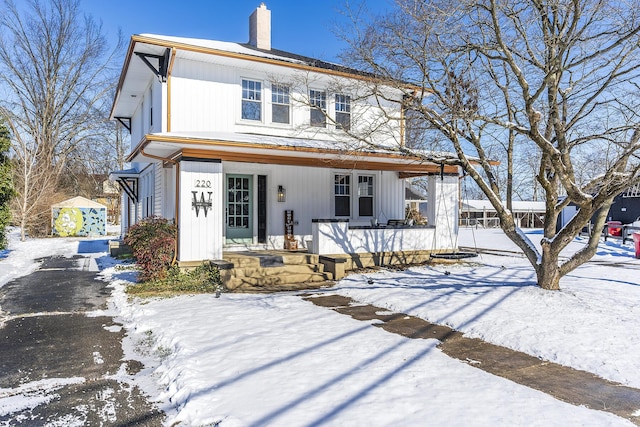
[81,0,393,63]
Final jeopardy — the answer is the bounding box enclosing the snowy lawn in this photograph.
[2,227,639,426]
[103,228,639,426]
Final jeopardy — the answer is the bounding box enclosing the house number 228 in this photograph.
[194,180,212,188]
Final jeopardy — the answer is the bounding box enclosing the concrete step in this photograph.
[280,253,320,265]
[223,254,261,268]
[225,271,331,290]
[232,264,324,277]
[219,251,333,292]
[233,271,330,285]
[223,252,320,267]
[226,278,334,293]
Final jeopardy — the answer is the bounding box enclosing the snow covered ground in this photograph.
[1,227,640,426]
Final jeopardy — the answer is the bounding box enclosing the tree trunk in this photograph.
[20,217,26,242]
[537,243,561,290]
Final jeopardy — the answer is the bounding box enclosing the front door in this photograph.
[226,174,253,244]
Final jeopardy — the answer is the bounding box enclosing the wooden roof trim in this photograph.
[111,35,425,123]
[109,38,139,120]
[129,35,381,82]
[130,133,449,166]
[177,148,453,173]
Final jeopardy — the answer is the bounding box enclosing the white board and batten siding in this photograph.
[162,165,176,220]
[223,162,329,247]
[127,79,163,150]
[168,57,402,147]
[154,161,164,216]
[311,221,437,255]
[178,160,224,262]
[378,170,405,222]
[138,166,155,220]
[312,174,458,255]
[224,161,404,249]
[170,59,237,133]
[427,174,459,251]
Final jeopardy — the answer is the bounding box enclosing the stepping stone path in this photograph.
[302,293,640,425]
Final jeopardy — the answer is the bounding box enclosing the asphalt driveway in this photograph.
[0,241,163,426]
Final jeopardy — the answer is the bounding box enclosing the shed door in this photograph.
[226,175,253,243]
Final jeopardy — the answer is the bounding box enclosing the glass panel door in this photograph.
[226,174,253,243]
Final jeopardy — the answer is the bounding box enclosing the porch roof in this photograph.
[130,131,461,176]
[108,168,140,180]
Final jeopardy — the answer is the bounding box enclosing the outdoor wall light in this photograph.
[277,185,286,202]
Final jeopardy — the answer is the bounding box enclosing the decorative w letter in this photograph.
[192,191,213,217]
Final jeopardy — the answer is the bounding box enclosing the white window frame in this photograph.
[333,173,351,217]
[335,94,351,131]
[241,78,263,122]
[271,83,290,124]
[332,172,377,219]
[310,89,327,127]
[357,174,375,218]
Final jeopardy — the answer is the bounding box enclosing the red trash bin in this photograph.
[633,232,640,259]
[607,221,622,236]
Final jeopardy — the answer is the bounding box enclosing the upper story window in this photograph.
[271,84,290,124]
[242,79,262,121]
[335,94,351,130]
[310,90,327,127]
[334,174,351,217]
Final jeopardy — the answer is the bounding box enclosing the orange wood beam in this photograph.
[178,148,454,174]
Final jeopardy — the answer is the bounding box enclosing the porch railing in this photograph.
[310,219,446,255]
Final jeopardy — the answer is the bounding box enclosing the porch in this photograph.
[213,244,441,293]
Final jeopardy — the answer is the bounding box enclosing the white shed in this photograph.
[460,200,546,228]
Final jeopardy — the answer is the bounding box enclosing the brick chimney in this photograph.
[249,3,271,50]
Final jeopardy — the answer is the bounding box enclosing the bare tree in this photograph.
[0,0,122,239]
[338,0,640,289]
[63,118,128,224]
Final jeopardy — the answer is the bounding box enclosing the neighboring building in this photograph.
[557,183,640,231]
[609,184,640,224]
[110,4,461,265]
[460,199,545,228]
[51,196,107,237]
[405,182,428,219]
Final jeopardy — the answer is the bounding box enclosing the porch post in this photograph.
[178,159,223,263]
[427,174,459,251]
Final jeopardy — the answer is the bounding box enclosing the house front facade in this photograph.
[110,4,460,266]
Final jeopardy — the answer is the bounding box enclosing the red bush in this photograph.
[124,216,177,282]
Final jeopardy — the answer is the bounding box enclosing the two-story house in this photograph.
[110,4,460,268]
